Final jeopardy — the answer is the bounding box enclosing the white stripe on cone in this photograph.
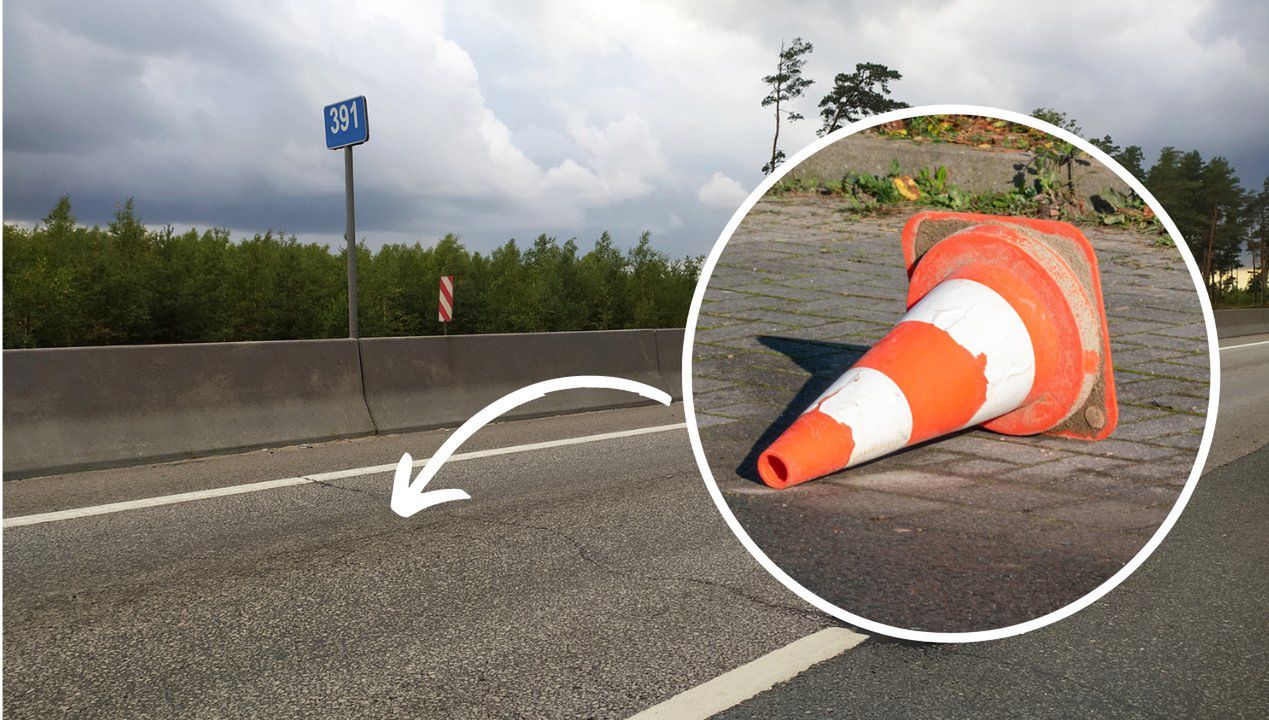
[805,279,1035,468]
[901,279,1035,426]
[808,367,913,466]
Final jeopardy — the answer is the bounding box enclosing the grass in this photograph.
[768,161,1165,234]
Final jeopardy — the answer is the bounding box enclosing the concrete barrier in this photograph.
[358,330,672,433]
[1214,308,1269,338]
[3,339,375,479]
[654,328,685,400]
[4,330,688,478]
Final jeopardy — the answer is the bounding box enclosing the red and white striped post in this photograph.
[438,275,454,334]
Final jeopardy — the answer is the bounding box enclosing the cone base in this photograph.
[901,211,1118,441]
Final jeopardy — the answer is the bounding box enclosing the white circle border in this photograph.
[681,104,1221,644]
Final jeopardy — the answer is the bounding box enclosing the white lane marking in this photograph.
[625,627,867,720]
[902,278,1036,426]
[3,422,687,529]
[2,477,315,529]
[1220,338,1269,351]
[811,366,913,467]
[392,376,672,517]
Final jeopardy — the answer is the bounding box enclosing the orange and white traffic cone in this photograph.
[757,211,1117,489]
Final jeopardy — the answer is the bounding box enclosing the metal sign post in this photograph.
[344,146,358,337]
[324,95,370,338]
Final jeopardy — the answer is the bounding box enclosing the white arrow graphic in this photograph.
[390,375,673,518]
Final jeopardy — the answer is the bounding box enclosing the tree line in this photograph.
[2,197,701,348]
[1033,109,1267,305]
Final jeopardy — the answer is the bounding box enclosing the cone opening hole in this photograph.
[759,452,789,487]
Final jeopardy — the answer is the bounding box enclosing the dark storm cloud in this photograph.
[4,1,1266,256]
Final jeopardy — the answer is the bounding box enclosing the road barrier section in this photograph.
[358,330,672,433]
[1214,308,1269,338]
[4,330,685,479]
[3,339,375,479]
[654,328,685,401]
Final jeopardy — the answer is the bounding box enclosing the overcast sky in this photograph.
[4,0,1266,256]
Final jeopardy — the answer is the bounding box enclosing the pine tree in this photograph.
[817,63,908,137]
[761,38,814,175]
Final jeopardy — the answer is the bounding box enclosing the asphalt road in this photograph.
[3,335,1265,718]
[1207,332,1269,468]
[3,404,826,718]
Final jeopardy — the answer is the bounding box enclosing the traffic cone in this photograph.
[757,211,1117,489]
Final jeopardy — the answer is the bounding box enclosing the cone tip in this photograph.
[757,450,793,489]
[757,410,857,489]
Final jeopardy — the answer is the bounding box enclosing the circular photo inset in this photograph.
[686,107,1215,641]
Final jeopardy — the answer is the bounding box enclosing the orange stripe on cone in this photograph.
[856,321,987,444]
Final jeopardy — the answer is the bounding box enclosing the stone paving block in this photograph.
[881,447,977,468]
[690,375,734,394]
[703,307,828,328]
[1110,319,1178,338]
[1135,396,1207,415]
[692,383,786,412]
[935,434,1072,465]
[1114,374,1208,400]
[1103,454,1201,486]
[827,469,974,492]
[701,291,782,313]
[1149,361,1211,382]
[1113,403,1172,425]
[694,401,769,421]
[1040,499,1171,531]
[999,454,1135,483]
[721,281,828,301]
[790,318,893,342]
[1152,322,1210,340]
[1056,437,1191,462]
[892,480,1088,513]
[693,412,736,428]
[1003,459,1182,501]
[751,483,955,520]
[696,320,806,343]
[1112,413,1207,443]
[1111,343,1196,366]
[1109,305,1205,325]
[939,458,1027,478]
[785,297,902,322]
[1116,332,1206,351]
[694,317,748,332]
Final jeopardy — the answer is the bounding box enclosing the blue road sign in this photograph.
[324,96,369,149]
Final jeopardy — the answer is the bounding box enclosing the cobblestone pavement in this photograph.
[691,195,1210,633]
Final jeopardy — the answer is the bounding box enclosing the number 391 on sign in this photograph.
[324,96,369,149]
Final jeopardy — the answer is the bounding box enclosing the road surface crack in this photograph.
[444,512,824,620]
